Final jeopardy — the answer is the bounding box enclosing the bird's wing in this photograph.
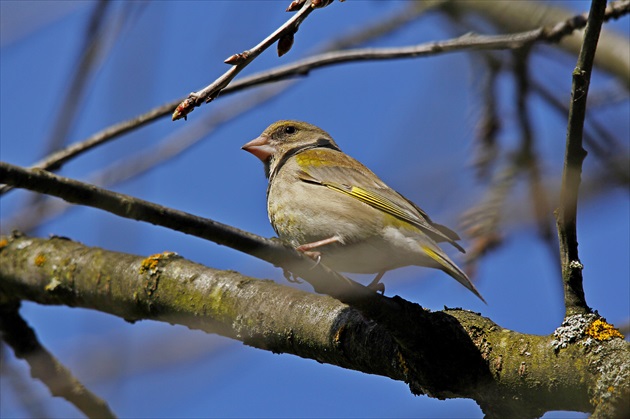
[295,149,464,252]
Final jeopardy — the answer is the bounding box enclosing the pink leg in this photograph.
[296,236,341,262]
[296,236,341,252]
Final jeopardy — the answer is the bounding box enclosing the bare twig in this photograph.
[0,301,116,418]
[325,1,448,51]
[172,0,323,121]
[461,163,515,267]
[556,0,607,317]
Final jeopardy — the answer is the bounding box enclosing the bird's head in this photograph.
[242,120,340,178]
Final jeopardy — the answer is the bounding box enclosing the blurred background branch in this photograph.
[0,301,116,418]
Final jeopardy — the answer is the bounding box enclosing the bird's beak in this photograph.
[242,135,274,162]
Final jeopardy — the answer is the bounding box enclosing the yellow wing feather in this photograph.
[295,148,464,252]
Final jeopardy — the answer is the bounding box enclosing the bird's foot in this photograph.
[295,248,323,270]
[282,269,303,284]
[368,282,385,294]
[367,271,386,294]
[296,237,339,269]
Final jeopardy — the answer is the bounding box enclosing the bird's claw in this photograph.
[367,271,386,294]
[368,282,385,294]
[282,268,303,284]
[305,251,322,269]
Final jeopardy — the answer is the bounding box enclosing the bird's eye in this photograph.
[284,126,296,134]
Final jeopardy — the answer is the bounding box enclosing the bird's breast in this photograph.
[268,159,379,246]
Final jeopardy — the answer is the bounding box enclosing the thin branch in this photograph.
[0,101,178,196]
[2,1,627,199]
[0,343,51,418]
[191,0,630,97]
[0,162,380,305]
[324,0,447,51]
[556,0,608,317]
[455,0,630,84]
[461,162,515,267]
[512,47,553,239]
[0,301,116,418]
[3,85,292,233]
[172,0,324,121]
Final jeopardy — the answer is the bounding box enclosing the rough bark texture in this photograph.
[1,235,628,417]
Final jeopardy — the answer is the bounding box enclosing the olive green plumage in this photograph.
[242,120,485,303]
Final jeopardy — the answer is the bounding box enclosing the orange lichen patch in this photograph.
[139,251,178,275]
[333,325,345,345]
[0,238,8,249]
[34,254,46,266]
[585,319,624,341]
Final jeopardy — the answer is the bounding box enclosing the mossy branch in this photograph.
[1,235,628,417]
[0,161,376,304]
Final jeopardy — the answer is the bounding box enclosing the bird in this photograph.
[242,120,485,303]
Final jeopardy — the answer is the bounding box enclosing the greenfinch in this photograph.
[242,120,485,303]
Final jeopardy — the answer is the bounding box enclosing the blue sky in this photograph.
[1,1,628,418]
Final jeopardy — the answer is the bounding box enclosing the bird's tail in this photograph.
[421,245,486,304]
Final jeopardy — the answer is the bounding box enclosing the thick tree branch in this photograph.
[0,300,116,418]
[556,0,607,317]
[1,235,628,417]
